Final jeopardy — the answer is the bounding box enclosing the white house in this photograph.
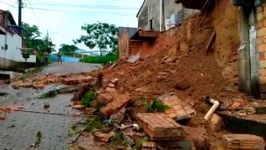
[0,10,36,70]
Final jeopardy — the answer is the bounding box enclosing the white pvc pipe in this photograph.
[204,98,220,121]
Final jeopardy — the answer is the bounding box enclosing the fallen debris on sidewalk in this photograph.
[223,134,265,150]
[137,113,184,140]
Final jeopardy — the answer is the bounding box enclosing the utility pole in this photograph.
[18,0,22,26]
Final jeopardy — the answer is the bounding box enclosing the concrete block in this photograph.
[260,60,266,68]
[136,113,184,140]
[258,43,266,52]
[257,28,266,37]
[257,12,264,21]
[223,134,265,150]
[163,95,196,121]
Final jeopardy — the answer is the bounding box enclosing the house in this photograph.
[118,1,200,59]
[137,0,199,32]
[0,10,36,71]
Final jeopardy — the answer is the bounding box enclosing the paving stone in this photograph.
[163,95,196,121]
[223,134,265,150]
[137,113,184,140]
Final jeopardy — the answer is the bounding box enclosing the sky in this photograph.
[0,0,143,51]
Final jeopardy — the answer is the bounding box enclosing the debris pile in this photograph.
[12,73,93,89]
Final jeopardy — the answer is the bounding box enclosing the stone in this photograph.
[142,142,156,150]
[223,134,265,150]
[93,132,114,143]
[208,114,223,132]
[163,95,196,121]
[100,92,131,118]
[174,78,191,90]
[43,103,50,109]
[108,83,115,88]
[111,78,119,83]
[0,114,6,120]
[110,108,126,125]
[183,126,209,150]
[72,105,84,109]
[137,113,184,140]
[97,93,113,105]
[84,108,96,115]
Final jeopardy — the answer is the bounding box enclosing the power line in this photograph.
[25,0,41,24]
[0,1,16,8]
[29,3,139,9]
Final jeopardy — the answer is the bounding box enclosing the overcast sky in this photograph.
[0,0,143,50]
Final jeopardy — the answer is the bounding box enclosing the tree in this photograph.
[59,44,78,53]
[22,23,55,54]
[74,22,118,56]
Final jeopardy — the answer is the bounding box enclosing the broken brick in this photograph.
[163,95,196,121]
[142,142,156,150]
[62,76,92,85]
[223,134,265,150]
[208,114,223,132]
[183,126,209,149]
[97,93,114,105]
[137,113,184,140]
[100,92,131,118]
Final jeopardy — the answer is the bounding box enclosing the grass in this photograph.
[81,90,95,108]
[25,67,43,74]
[85,117,103,132]
[109,131,129,147]
[68,125,77,137]
[145,98,171,113]
[79,53,117,64]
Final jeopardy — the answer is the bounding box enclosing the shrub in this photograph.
[79,53,117,64]
[145,98,171,112]
[81,90,95,107]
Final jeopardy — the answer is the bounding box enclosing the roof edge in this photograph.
[136,0,147,18]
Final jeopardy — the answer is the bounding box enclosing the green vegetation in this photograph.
[74,22,118,56]
[68,125,77,137]
[85,117,103,132]
[145,98,171,113]
[25,67,43,74]
[133,137,149,149]
[109,132,129,147]
[80,53,117,64]
[35,131,42,145]
[81,90,95,108]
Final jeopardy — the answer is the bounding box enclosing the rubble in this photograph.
[93,132,114,143]
[137,113,184,140]
[183,126,209,149]
[100,92,130,118]
[208,114,224,132]
[223,134,265,150]
[142,142,156,150]
[174,78,191,90]
[163,95,196,121]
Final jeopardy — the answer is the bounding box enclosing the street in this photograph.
[0,63,103,150]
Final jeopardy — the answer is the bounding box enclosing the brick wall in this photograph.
[257,5,266,98]
[118,30,129,59]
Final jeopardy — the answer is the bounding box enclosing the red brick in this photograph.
[137,113,184,140]
[163,95,196,121]
[259,68,266,76]
[257,36,266,44]
[259,52,266,60]
[183,126,209,149]
[258,44,266,52]
[223,134,265,150]
[142,142,156,150]
[257,6,264,13]
[99,92,130,118]
[258,20,264,29]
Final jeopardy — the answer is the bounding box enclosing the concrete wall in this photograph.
[137,0,199,31]
[118,30,129,59]
[0,26,36,69]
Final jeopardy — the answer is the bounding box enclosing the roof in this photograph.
[136,0,147,18]
[0,10,17,25]
[118,27,138,39]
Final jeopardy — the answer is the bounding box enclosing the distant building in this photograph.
[0,10,36,70]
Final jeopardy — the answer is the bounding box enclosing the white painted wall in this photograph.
[0,26,36,67]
